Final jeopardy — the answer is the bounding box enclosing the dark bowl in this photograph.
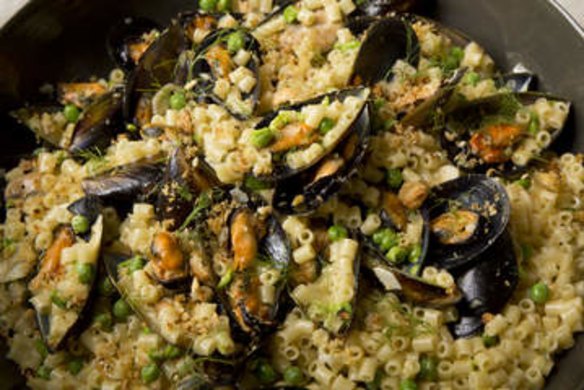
[1,0,583,388]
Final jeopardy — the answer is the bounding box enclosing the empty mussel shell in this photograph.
[107,17,160,70]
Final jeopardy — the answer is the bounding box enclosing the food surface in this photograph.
[0,1,582,389]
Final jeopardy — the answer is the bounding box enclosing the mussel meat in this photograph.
[57,82,108,109]
[190,28,261,119]
[221,207,291,335]
[29,212,103,350]
[441,92,571,172]
[251,87,370,182]
[107,17,161,70]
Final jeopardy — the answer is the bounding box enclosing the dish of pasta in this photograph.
[0,0,582,389]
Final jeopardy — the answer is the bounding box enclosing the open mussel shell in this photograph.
[57,82,109,109]
[107,17,160,70]
[223,207,292,336]
[68,90,123,154]
[272,103,371,215]
[253,87,370,182]
[441,92,571,172]
[31,215,104,350]
[82,159,164,204]
[497,72,537,93]
[350,16,420,85]
[124,22,188,126]
[452,230,518,338]
[423,174,510,270]
[400,67,466,128]
[363,253,461,307]
[190,28,261,120]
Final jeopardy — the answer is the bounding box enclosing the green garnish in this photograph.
[76,263,95,285]
[529,282,550,304]
[63,104,80,123]
[251,127,274,148]
[482,333,500,348]
[227,31,245,54]
[283,5,299,24]
[218,269,234,289]
[179,191,212,231]
[328,225,348,242]
[318,117,335,134]
[386,168,403,189]
[141,363,161,384]
[50,291,67,309]
[112,298,132,320]
[170,91,187,110]
[386,246,408,264]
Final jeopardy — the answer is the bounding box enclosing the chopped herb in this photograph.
[251,127,274,148]
[36,365,52,380]
[35,339,49,360]
[244,176,270,191]
[283,5,299,24]
[334,40,360,52]
[516,177,531,189]
[528,112,540,135]
[482,334,500,348]
[67,358,84,375]
[50,291,67,309]
[179,191,212,231]
[177,184,193,202]
[521,244,533,261]
[318,117,335,134]
[386,168,403,189]
[119,256,146,272]
[218,269,234,289]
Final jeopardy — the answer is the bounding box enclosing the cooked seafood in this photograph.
[1,3,583,390]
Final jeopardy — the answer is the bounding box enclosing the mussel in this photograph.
[29,200,104,350]
[103,249,236,356]
[124,22,188,126]
[363,253,461,307]
[290,235,360,335]
[190,28,262,119]
[350,16,420,85]
[496,64,537,93]
[107,17,161,70]
[82,159,164,204]
[351,0,426,18]
[221,207,291,335]
[68,90,124,153]
[156,148,221,231]
[272,96,371,215]
[440,92,571,172]
[57,82,108,109]
[422,175,518,336]
[251,87,370,182]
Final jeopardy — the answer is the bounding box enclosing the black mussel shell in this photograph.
[253,87,370,182]
[363,253,461,307]
[352,0,425,18]
[33,217,103,350]
[350,16,420,85]
[272,102,371,215]
[423,174,510,270]
[497,72,537,93]
[107,17,160,70]
[223,207,291,336]
[400,67,466,128]
[441,92,571,172]
[191,28,261,120]
[69,90,123,154]
[124,22,188,125]
[82,159,164,204]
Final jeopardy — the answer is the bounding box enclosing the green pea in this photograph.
[482,333,500,348]
[400,378,418,390]
[113,298,132,320]
[443,46,464,71]
[50,291,67,309]
[318,117,335,134]
[227,31,245,54]
[121,256,146,272]
[35,339,49,360]
[465,71,480,86]
[37,365,52,380]
[251,127,274,148]
[256,360,277,384]
[218,269,234,289]
[63,104,80,123]
[529,282,550,304]
[380,233,398,252]
[67,358,84,375]
[141,363,161,384]
[76,262,95,285]
[199,0,218,12]
[244,176,270,191]
[217,0,231,12]
[170,92,187,110]
[386,168,403,189]
[528,112,540,135]
[374,98,386,111]
[328,225,348,242]
[284,365,304,385]
[386,246,407,264]
[418,356,438,381]
[408,243,422,264]
[94,312,113,332]
[149,345,182,361]
[71,215,90,234]
[269,111,293,131]
[372,229,386,245]
[516,177,531,189]
[283,5,299,24]
[98,277,116,297]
